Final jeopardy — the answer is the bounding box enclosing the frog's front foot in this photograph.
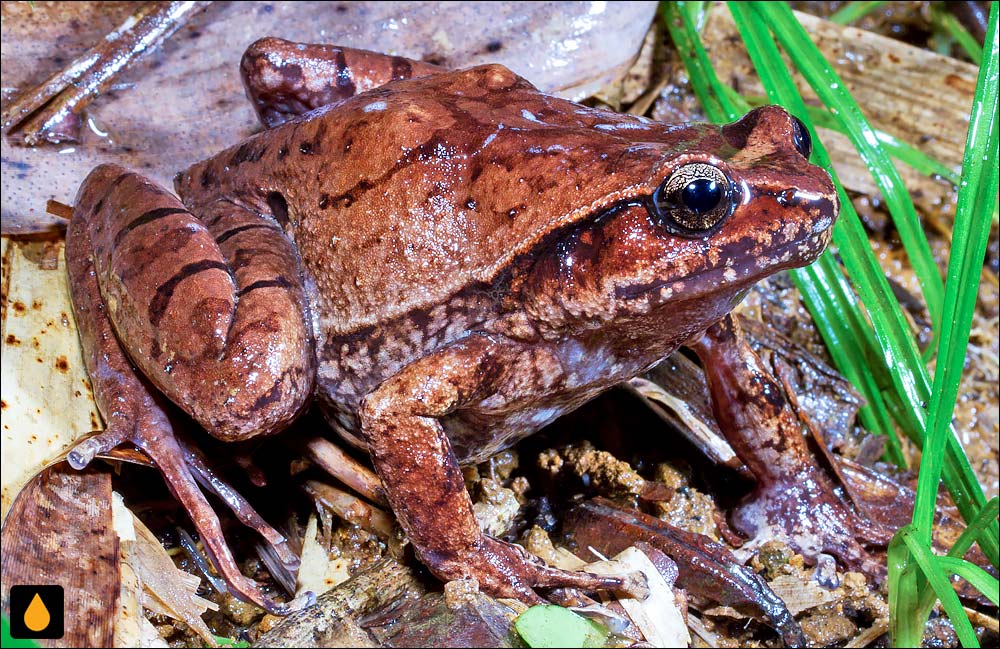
[689,315,889,580]
[425,536,627,604]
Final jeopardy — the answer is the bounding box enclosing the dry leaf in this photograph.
[124,510,218,646]
[296,513,352,599]
[586,546,691,648]
[1,239,100,520]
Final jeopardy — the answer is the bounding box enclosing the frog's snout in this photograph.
[722,105,813,162]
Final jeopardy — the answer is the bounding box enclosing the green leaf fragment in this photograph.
[514,605,609,648]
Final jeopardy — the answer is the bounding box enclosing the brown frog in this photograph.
[65,39,881,613]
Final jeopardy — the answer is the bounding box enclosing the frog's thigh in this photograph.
[240,37,443,127]
[72,164,315,442]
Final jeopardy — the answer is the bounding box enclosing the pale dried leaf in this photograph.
[586,546,691,648]
[111,491,136,542]
[126,512,218,646]
[767,574,839,616]
[627,377,737,466]
[296,513,352,599]
[1,239,100,520]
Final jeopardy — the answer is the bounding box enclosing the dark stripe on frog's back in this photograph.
[175,65,711,337]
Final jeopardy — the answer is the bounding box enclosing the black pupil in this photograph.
[681,178,722,214]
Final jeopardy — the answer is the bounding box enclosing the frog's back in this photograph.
[178,65,712,338]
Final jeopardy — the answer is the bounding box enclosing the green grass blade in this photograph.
[737,0,997,563]
[753,2,944,339]
[681,0,709,32]
[660,3,734,122]
[911,1,1000,547]
[948,498,1000,560]
[887,527,932,647]
[931,4,985,64]
[899,527,981,647]
[936,557,1000,606]
[828,1,889,25]
[794,259,907,465]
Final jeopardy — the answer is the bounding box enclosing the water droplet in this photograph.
[24,593,50,632]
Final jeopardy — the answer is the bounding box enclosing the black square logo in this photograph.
[8,585,64,639]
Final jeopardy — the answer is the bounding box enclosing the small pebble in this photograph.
[813,553,840,590]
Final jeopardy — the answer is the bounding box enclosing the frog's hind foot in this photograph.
[731,474,888,580]
[240,37,443,128]
[429,536,630,606]
[689,315,890,582]
[68,407,311,615]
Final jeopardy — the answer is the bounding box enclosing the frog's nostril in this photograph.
[791,116,812,159]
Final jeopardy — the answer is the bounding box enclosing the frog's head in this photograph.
[519,105,838,340]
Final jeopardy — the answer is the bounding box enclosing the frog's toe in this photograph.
[67,425,131,470]
[531,563,634,595]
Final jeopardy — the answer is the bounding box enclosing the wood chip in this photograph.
[124,510,218,646]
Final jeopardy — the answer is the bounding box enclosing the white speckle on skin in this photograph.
[521,109,540,122]
[594,121,649,131]
[363,101,387,112]
[812,215,833,233]
[724,268,737,282]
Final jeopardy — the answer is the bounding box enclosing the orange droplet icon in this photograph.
[24,592,51,632]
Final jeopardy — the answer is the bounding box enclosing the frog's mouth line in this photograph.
[617,229,832,305]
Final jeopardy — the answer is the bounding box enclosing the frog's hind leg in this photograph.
[240,37,444,128]
[70,164,315,442]
[65,163,315,612]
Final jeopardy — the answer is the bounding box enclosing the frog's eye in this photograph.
[651,163,733,235]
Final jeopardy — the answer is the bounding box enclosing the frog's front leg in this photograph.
[688,314,889,578]
[65,163,315,612]
[359,334,624,603]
